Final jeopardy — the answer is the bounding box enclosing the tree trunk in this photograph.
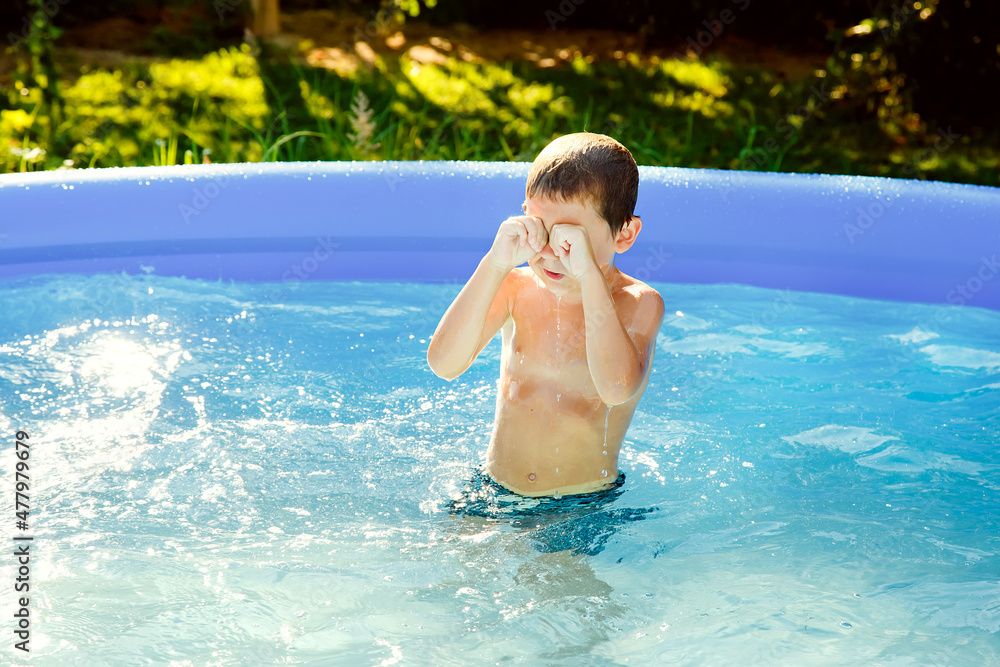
[251,0,281,37]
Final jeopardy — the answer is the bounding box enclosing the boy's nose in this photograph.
[538,243,556,258]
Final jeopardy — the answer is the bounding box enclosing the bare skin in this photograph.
[427,194,665,497]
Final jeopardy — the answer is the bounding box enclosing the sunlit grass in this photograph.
[1,40,997,186]
[658,58,730,97]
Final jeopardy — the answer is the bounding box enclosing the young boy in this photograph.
[427,133,664,498]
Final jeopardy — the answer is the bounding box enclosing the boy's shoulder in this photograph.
[496,267,541,311]
[613,271,666,326]
[614,270,663,301]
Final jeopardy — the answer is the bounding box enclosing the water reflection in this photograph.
[433,479,655,662]
[425,467,659,659]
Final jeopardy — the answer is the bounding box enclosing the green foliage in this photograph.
[826,1,1000,138]
[387,0,438,19]
[11,0,65,155]
[1,30,997,184]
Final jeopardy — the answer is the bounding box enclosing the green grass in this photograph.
[2,41,998,186]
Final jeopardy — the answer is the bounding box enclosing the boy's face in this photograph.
[522,194,623,295]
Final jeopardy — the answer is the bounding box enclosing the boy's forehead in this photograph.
[524,193,599,219]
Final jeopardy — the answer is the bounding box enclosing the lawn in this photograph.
[2,8,997,185]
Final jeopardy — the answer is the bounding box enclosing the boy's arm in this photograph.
[426,258,513,380]
[549,223,665,405]
[427,215,547,380]
[579,272,664,405]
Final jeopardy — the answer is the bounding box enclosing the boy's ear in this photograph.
[614,215,642,253]
[522,201,528,214]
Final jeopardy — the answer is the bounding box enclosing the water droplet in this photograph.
[553,491,562,500]
[555,467,559,473]
[601,469,608,478]
[555,296,561,357]
[601,407,611,458]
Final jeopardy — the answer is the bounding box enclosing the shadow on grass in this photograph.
[2,35,997,185]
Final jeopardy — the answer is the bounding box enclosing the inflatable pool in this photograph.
[2,162,999,310]
[1,163,998,664]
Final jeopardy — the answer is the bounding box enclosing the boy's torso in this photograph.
[484,268,652,497]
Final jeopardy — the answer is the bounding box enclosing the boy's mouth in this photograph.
[543,268,563,281]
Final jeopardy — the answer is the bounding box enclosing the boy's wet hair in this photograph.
[526,132,639,236]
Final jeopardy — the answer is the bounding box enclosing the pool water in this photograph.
[1,273,998,665]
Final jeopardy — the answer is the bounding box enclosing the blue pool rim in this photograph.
[1,161,998,311]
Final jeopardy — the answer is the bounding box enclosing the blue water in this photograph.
[0,273,997,665]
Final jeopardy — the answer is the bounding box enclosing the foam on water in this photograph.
[0,273,997,665]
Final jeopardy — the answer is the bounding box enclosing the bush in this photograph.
[824,0,999,136]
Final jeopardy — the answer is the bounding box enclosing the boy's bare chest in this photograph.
[502,301,596,397]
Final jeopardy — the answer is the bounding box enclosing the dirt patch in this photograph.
[280,8,825,79]
[0,7,826,84]
[60,16,152,53]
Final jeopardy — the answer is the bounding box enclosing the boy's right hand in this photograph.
[486,216,548,272]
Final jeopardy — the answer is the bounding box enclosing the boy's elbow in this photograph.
[602,386,638,407]
[601,371,646,406]
[426,342,446,378]
[426,355,448,380]
[426,350,465,381]
[429,365,462,381]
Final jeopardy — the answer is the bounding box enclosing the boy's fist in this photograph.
[549,223,599,279]
[487,216,548,271]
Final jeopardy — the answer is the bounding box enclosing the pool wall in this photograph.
[2,162,999,310]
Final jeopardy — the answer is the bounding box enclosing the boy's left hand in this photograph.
[549,223,600,279]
